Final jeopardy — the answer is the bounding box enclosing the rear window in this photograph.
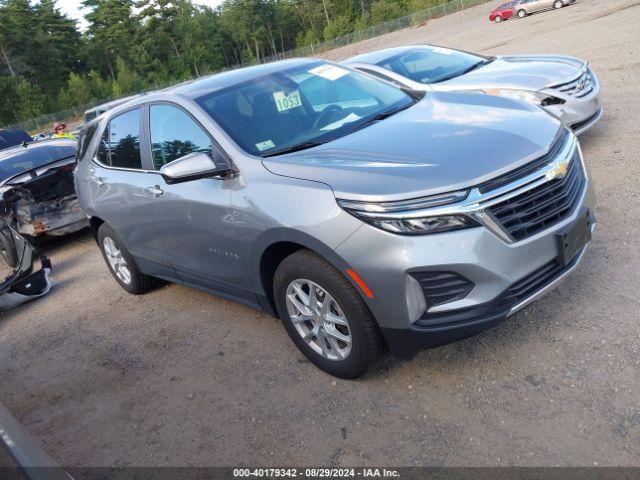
[96,109,142,169]
[0,144,77,182]
[78,123,98,162]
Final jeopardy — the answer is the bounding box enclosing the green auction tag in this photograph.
[273,90,302,112]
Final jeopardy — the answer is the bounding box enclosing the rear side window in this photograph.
[107,109,142,169]
[78,123,98,161]
[149,104,212,170]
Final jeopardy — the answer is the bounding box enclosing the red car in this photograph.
[489,2,518,22]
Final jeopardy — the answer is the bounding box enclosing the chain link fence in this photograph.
[273,0,492,59]
[3,0,492,133]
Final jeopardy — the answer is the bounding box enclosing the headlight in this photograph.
[337,191,480,235]
[368,215,479,235]
[481,89,562,106]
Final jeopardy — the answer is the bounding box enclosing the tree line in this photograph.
[0,0,449,128]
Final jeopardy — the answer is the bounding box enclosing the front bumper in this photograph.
[379,237,591,359]
[335,142,596,358]
[541,70,602,135]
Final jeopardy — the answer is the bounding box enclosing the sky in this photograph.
[57,0,225,31]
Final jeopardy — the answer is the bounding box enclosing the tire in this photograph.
[517,9,526,18]
[494,15,502,23]
[97,223,156,294]
[553,0,563,8]
[273,250,383,379]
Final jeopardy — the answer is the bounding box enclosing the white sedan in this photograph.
[343,45,602,134]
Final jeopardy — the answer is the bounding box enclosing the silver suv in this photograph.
[75,59,595,378]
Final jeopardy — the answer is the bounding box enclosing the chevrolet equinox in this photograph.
[75,59,595,378]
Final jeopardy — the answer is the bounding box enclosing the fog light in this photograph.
[405,275,427,324]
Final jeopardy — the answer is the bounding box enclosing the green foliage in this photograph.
[15,78,46,120]
[59,72,93,108]
[0,0,451,127]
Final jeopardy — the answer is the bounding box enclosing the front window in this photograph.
[379,47,491,84]
[197,61,414,157]
[149,104,212,170]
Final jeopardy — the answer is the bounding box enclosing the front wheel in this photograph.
[553,0,564,8]
[494,15,502,23]
[273,250,383,378]
[517,9,526,18]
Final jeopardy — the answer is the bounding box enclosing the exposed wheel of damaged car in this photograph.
[75,58,595,378]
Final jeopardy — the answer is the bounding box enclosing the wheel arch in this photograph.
[89,216,105,243]
[251,229,358,318]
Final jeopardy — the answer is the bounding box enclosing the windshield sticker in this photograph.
[320,112,362,131]
[255,140,276,151]
[309,64,350,81]
[273,90,302,112]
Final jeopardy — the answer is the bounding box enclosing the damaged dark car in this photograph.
[0,219,53,311]
[0,138,88,239]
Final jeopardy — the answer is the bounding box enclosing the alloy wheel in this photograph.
[103,236,132,285]
[285,279,352,361]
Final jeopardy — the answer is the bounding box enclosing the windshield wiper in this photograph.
[434,60,491,83]
[348,102,415,134]
[261,140,327,158]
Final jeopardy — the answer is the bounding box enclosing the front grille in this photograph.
[487,149,585,241]
[478,130,570,194]
[411,271,474,308]
[552,69,594,98]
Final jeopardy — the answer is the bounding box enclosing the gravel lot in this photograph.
[1,0,639,468]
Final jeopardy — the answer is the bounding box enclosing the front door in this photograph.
[141,103,254,302]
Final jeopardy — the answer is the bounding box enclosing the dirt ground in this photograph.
[1,0,639,468]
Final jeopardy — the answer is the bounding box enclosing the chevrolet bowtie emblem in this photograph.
[546,160,570,180]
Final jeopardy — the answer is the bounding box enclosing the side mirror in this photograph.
[159,151,232,184]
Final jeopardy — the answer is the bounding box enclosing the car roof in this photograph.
[0,138,77,162]
[343,46,431,66]
[164,58,319,99]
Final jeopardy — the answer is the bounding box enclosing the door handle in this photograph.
[146,186,164,197]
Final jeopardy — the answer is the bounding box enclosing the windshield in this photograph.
[197,61,414,157]
[379,47,490,84]
[0,144,76,183]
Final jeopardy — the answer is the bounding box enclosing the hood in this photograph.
[440,55,586,92]
[262,91,562,202]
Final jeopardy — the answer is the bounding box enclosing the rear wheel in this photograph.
[517,9,526,18]
[273,250,383,378]
[553,0,563,8]
[494,15,502,23]
[98,223,156,294]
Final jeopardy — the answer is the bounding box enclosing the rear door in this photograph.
[90,107,175,278]
[527,0,548,12]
